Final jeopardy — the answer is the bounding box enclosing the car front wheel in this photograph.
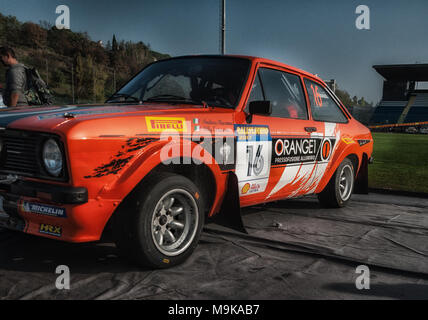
[113,172,205,269]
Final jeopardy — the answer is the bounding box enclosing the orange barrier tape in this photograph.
[369,121,428,129]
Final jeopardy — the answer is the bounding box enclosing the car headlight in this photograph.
[43,139,63,177]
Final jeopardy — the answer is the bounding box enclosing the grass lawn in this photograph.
[369,132,428,194]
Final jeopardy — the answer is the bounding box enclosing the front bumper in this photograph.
[0,178,95,241]
[4,179,88,204]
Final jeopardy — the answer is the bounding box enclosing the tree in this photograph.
[39,20,53,29]
[112,34,118,51]
[0,14,22,47]
[21,22,47,48]
[110,34,119,68]
[75,54,95,102]
[352,96,358,105]
[335,87,353,108]
[358,97,366,107]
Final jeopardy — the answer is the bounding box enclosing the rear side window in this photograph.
[304,79,348,123]
[258,68,308,119]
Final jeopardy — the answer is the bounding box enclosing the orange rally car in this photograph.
[0,55,373,268]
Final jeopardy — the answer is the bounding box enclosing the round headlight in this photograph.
[43,139,63,177]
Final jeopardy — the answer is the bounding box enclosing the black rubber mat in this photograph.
[1,193,428,299]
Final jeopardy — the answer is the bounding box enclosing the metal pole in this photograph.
[113,69,116,92]
[46,58,49,86]
[71,63,75,104]
[221,0,226,55]
[93,67,96,103]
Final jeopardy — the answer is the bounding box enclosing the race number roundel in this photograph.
[321,139,332,161]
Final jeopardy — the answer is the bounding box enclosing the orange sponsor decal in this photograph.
[145,117,187,133]
[342,137,355,145]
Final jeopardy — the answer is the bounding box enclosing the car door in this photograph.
[301,77,350,193]
[237,66,318,206]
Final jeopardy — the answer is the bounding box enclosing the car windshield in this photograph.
[106,57,250,108]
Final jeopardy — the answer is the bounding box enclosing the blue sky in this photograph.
[1,0,428,103]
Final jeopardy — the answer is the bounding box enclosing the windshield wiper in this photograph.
[144,95,209,107]
[106,93,140,103]
[145,94,189,101]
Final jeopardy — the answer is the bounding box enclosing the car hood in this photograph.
[0,103,221,131]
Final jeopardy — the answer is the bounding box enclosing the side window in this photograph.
[245,73,264,111]
[304,79,348,123]
[258,68,308,119]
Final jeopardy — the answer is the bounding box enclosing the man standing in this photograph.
[0,47,28,107]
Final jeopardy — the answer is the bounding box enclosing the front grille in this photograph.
[0,130,68,181]
[3,135,39,174]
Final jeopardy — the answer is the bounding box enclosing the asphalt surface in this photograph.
[1,193,428,300]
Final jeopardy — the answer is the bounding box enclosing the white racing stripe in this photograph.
[325,122,337,137]
[267,164,301,198]
[305,162,329,195]
[303,123,340,195]
[287,161,317,197]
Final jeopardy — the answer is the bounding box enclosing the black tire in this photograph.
[317,158,355,208]
[113,172,205,269]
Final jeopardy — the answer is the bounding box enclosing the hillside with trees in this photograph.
[0,13,169,104]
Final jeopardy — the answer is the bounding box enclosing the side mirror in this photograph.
[249,100,271,115]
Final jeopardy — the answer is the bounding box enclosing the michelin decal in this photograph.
[20,202,67,218]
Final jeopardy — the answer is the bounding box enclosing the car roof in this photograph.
[160,54,323,84]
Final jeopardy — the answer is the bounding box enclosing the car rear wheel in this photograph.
[318,158,355,208]
[113,172,204,269]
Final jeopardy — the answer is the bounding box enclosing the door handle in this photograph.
[305,127,317,133]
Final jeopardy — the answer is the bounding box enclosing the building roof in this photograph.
[373,64,428,81]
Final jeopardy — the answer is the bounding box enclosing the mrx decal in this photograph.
[235,125,272,197]
[39,224,62,237]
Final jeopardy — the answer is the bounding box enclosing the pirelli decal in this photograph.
[145,117,188,133]
[272,137,336,165]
